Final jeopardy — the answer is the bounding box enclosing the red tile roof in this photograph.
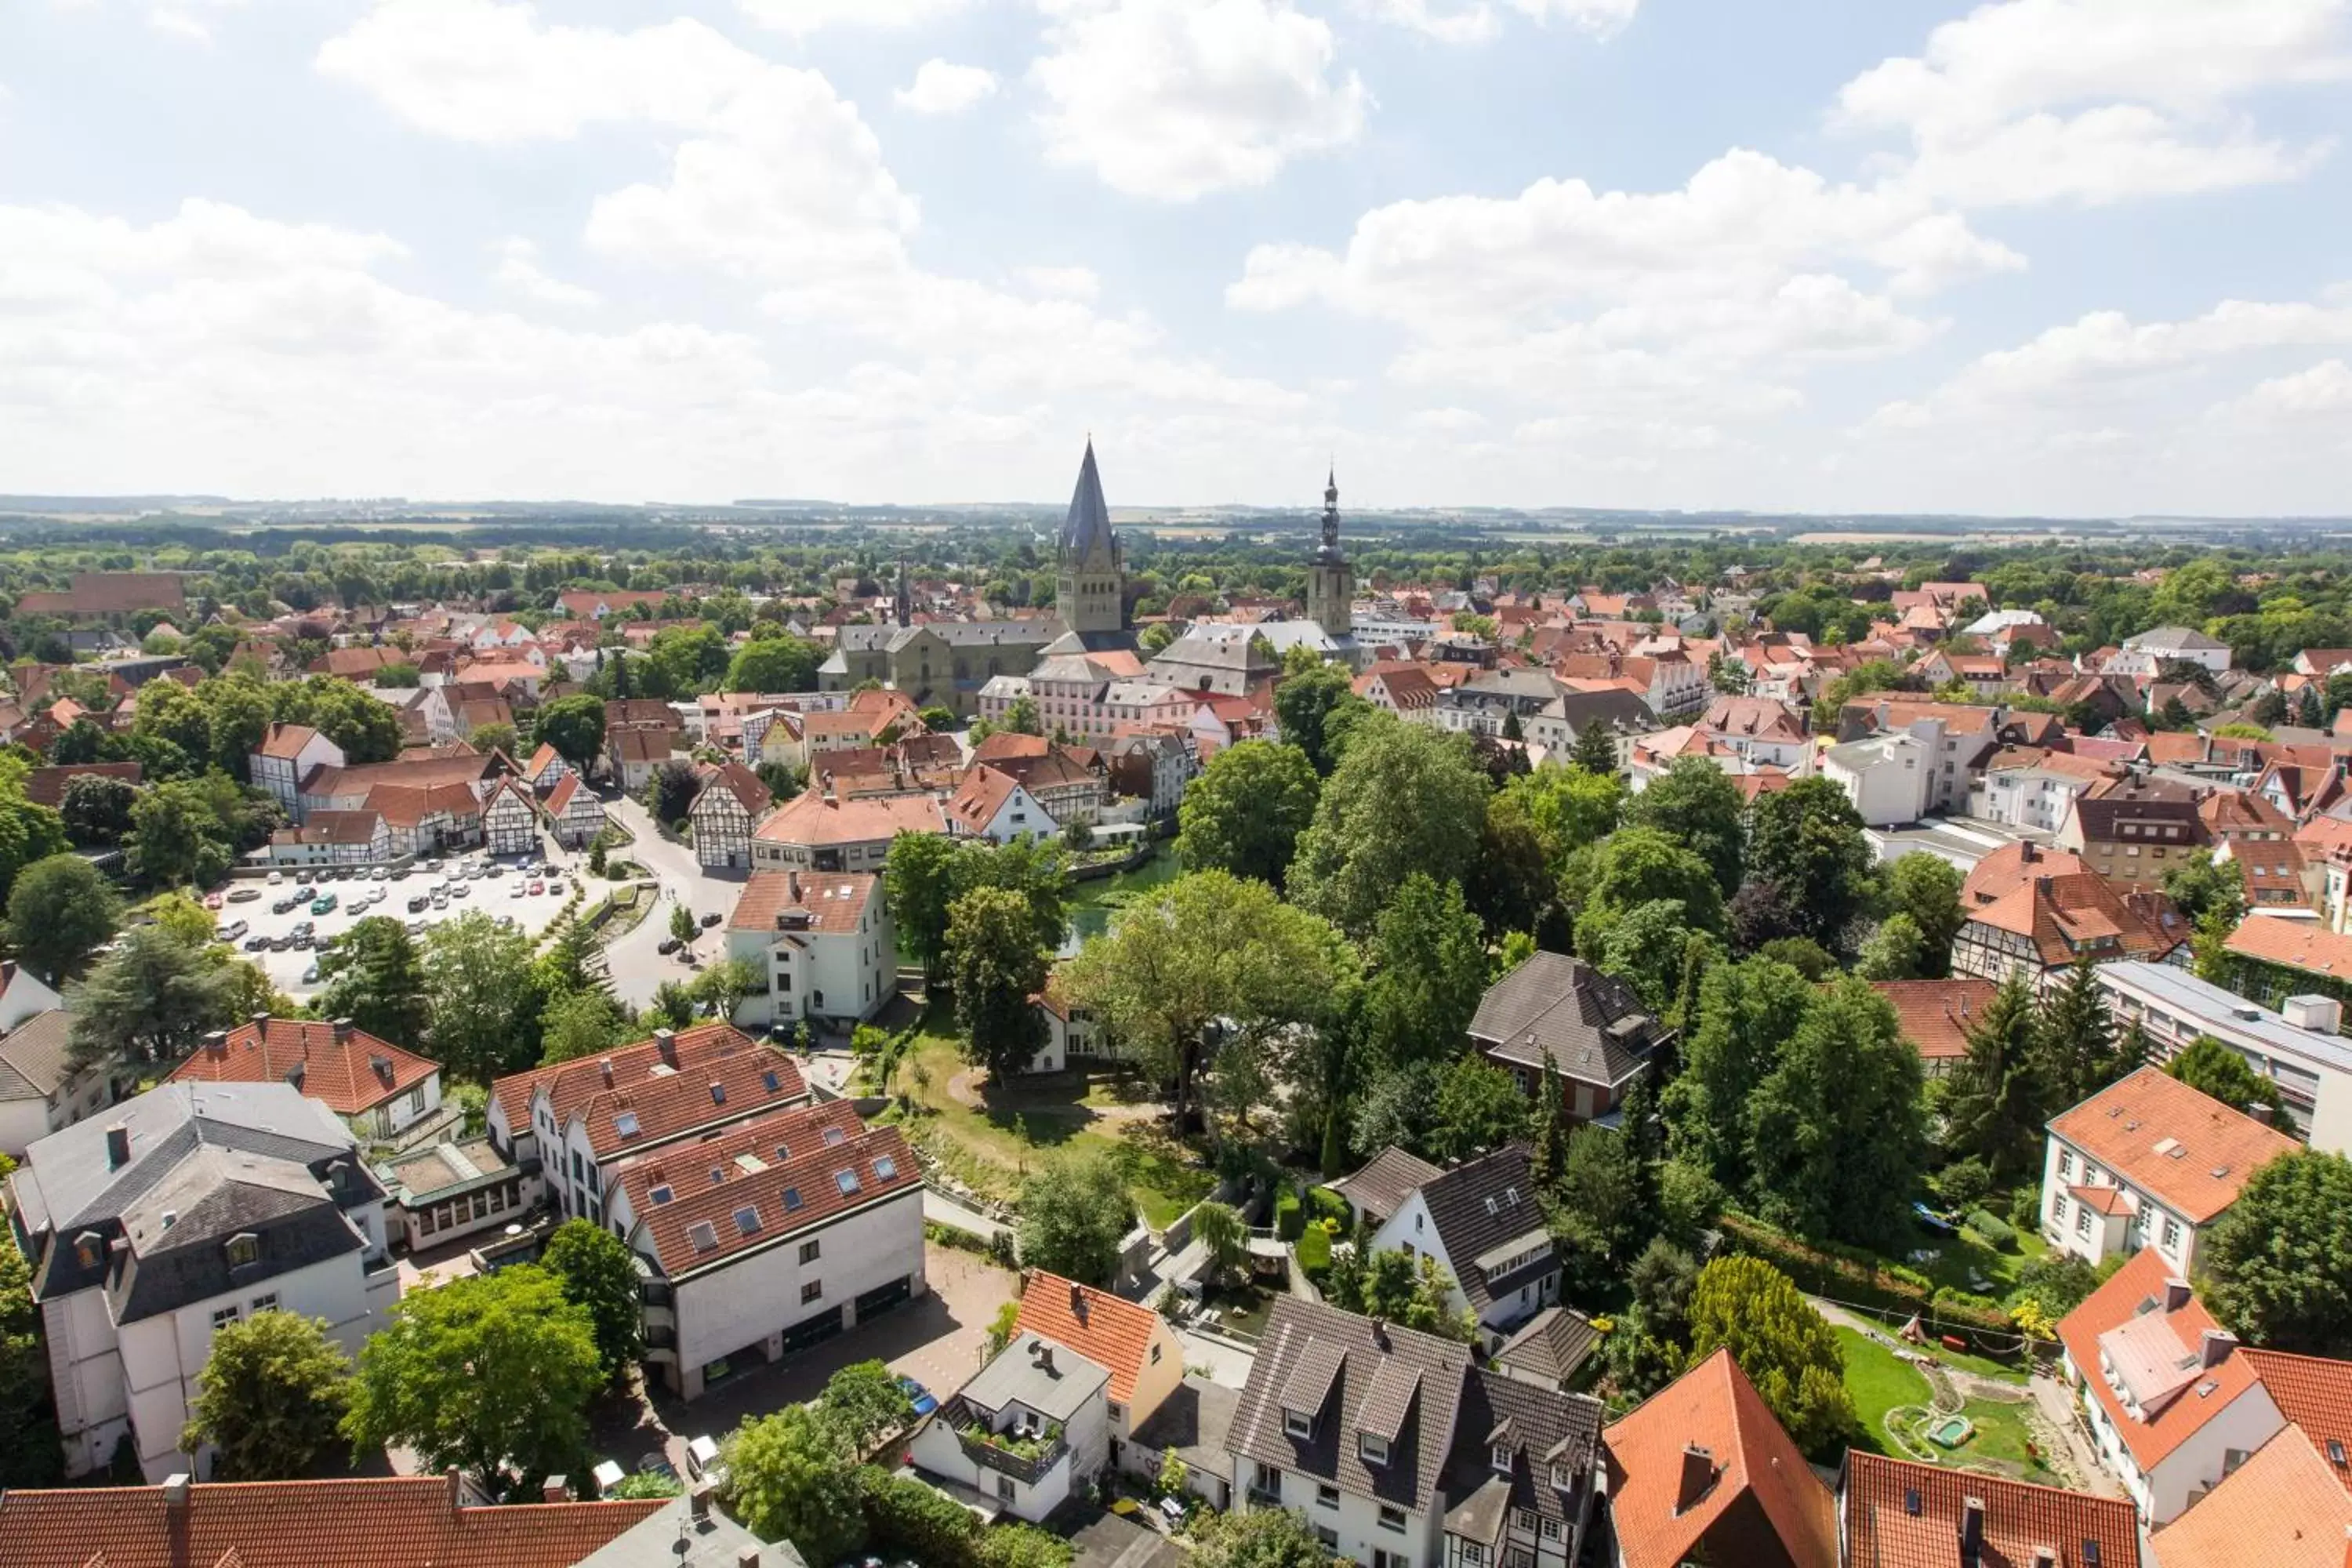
[1842,1451,2140,1568]
[23,761,143,809]
[2227,914,2352,980]
[1600,1348,1837,1568]
[2244,1349,2352,1491]
[727,869,877,937]
[0,1475,661,1568]
[490,1022,778,1142]
[1017,1271,1166,1407]
[2048,1066,2296,1225]
[1965,871,2180,967]
[167,1018,437,1116]
[1871,978,1998,1065]
[2056,1250,2275,1473]
[1961,841,2090,907]
[2148,1425,2352,1568]
[754,790,948,848]
[257,722,320,761]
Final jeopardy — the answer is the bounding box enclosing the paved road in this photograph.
[602,792,731,1010]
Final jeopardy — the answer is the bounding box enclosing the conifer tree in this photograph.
[1530,1050,1570,1194]
[1570,719,1620,779]
[1944,973,2045,1181]
[2034,954,2116,1109]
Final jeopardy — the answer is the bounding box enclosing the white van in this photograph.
[218,919,249,944]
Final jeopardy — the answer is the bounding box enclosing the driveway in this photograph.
[586,1241,1020,1479]
[1062,1508,1185,1568]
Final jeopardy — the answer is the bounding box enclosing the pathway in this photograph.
[602,792,716,1010]
[924,1186,1011,1243]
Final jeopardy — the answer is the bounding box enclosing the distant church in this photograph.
[1042,439,1138,656]
[1145,461,1363,693]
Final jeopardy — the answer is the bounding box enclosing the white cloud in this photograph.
[735,0,974,34]
[1833,0,2349,206]
[1018,265,1102,301]
[895,59,999,115]
[2216,358,2352,419]
[1030,0,1370,201]
[492,237,598,309]
[1357,0,1637,43]
[1405,406,1486,432]
[1504,0,1639,34]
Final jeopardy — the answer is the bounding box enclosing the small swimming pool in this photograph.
[1928,1415,1975,1448]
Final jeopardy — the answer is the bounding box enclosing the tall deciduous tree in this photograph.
[1363,873,1487,1072]
[1744,777,1878,952]
[721,1405,864,1563]
[2166,1035,2288,1120]
[1571,826,1727,956]
[946,886,1049,1082]
[423,911,549,1083]
[67,925,236,1072]
[1288,717,1490,937]
[1886,854,1966,976]
[1682,1257,1856,1454]
[1623,757,1745,895]
[724,636,822,696]
[127,780,232,890]
[1176,740,1319,888]
[814,1359,915,1459]
[539,1220,645,1384]
[2202,1149,2352,1356]
[1744,977,1926,1250]
[57,773,137,847]
[534,694,608,774]
[1014,1150,1135,1287]
[315,916,432,1047]
[181,1309,351,1480]
[884,831,963,985]
[6,853,120,985]
[1273,657,1369,777]
[1428,1054,1528,1162]
[342,1265,601,1486]
[1662,958,1813,1194]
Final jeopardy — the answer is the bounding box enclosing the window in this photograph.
[688,1221,720,1254]
[1151,1343,1163,1364]
[1316,1484,1340,1509]
[250,1293,279,1313]
[2053,1196,2068,1225]
[799,1239,820,1265]
[1359,1432,1389,1466]
[733,1205,762,1236]
[2059,1150,2074,1178]
[1377,1504,1407,1534]
[2076,1207,2092,1238]
[650,1184,674,1206]
[225,1233,260,1268]
[761,1069,782,1094]
[996,1475,1016,1502]
[615,1112,640,1139]
[1461,1545,1484,1567]
[708,1082,727,1105]
[1514,1508,1537,1534]
[823,1126,847,1148]
[801,1279,823,1304]
[1541,1518,1564,1542]
[1283,1408,1314,1439]
[835,1169,861,1195]
[1314,1526,1339,1550]
[212,1305,241,1329]
[783,1186,804,1211]
[2162,1217,2182,1251]
[1491,1443,1512,1474]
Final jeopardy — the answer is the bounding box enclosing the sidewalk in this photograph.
[923,1186,1011,1244]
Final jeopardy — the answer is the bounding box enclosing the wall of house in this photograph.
[666,1188,924,1400]
[0,1097,58,1160]
[2039,1134,2207,1277]
[2071,1357,2282,1523]
[370,1072,443,1141]
[1235,1459,1441,1568]
[730,911,896,1030]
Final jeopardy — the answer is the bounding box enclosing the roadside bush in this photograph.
[1963,1210,2016,1250]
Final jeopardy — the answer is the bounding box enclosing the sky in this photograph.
[2,0,2350,517]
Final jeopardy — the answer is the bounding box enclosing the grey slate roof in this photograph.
[1491,1306,1602,1388]
[1469,952,1664,1088]
[1439,1368,1603,1544]
[1415,1145,1553,1317]
[1230,1297,1472,1515]
[960,1331,1109,1423]
[572,1496,804,1568]
[0,1008,76,1102]
[1330,1145,1444,1225]
[1061,441,1119,572]
[833,620,1065,655]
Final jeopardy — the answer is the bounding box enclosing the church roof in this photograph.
[1060,440,1118,570]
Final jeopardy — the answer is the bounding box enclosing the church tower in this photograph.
[1055,439,1127,638]
[1307,465,1354,638]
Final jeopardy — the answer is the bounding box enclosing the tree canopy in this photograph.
[1287,717,1490,937]
[1176,740,1319,889]
[1682,1257,1856,1455]
[2203,1149,2352,1357]
[182,1309,351,1481]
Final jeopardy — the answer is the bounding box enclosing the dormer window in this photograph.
[1491,1443,1512,1475]
[1359,1432,1389,1466]
[1283,1407,1314,1439]
[224,1232,260,1269]
[614,1112,640,1139]
[648,1184,674,1206]
[824,1127,847,1147]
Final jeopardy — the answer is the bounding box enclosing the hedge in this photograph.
[1964,1210,2016,1250]
[1273,1189,1304,1242]
[1718,1213,2013,1339]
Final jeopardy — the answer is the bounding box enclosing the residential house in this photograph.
[1014,1271,1187,1475]
[1328,1145,1446,1232]
[689,760,771,870]
[2116,626,2234,675]
[2054,779,2207,891]
[1468,953,1668,1124]
[1951,869,2187,992]
[609,1098,924,1400]
[0,1011,115,1160]
[1437,1363,1605,1568]
[1840,1453,2141,1568]
[910,1331,1112,1521]
[2092,961,2352,1149]
[1870,978,2000,1080]
[544,771,607,848]
[723,869,897,1029]
[1487,1305,1602,1395]
[971,734,1109,826]
[1363,1145,1561,1350]
[1599,1348,1838,1568]
[481,775,544,857]
[1356,663,1443,724]
[608,728,673,795]
[169,1018,443,1144]
[485,1023,811,1221]
[22,760,143,811]
[522,742,572,790]
[265,809,391,868]
[249,722,345,818]
[1969,746,2122,833]
[947,764,1056,844]
[0,962,66,1036]
[1832,700,2008,818]
[1691,695,1812,771]
[12,572,186,621]
[1132,1374,1242,1511]
[1519,688,1657,761]
[2224,914,2352,1007]
[2147,1419,2352,1568]
[1915,648,2015,700]
[0,1473,678,1568]
[1031,971,1111,1071]
[2215,833,2319,913]
[750,791,949,873]
[1962,840,2092,908]
[2041,1067,2297,1277]
[376,1134,526,1253]
[2056,1250,2284,1522]
[5,1083,394,1479]
[1104,730,1191,820]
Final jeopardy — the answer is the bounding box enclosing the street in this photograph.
[600,791,742,1012]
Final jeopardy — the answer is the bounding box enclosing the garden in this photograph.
[1837,1327,2060,1487]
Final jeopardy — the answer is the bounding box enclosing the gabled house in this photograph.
[723,869,896,1029]
[0,1010,115,1160]
[1950,870,2187,992]
[947,764,1056,844]
[2054,779,2207,891]
[608,728,673,795]
[2056,1250,2284,1522]
[2040,1066,2296,1277]
[1468,953,1668,1124]
[168,1017,443,1144]
[249,722,345,818]
[1599,1348,1837,1568]
[2148,1420,2352,1568]
[750,791,949,874]
[481,774,545,857]
[1014,1270,1187,1472]
[1840,1452,2142,1568]
[1870,977,1999,1080]
[688,760,771,869]
[1366,1145,1560,1349]
[543,771,607,848]
[1439,1365,1604,1568]
[1329,1145,1446,1232]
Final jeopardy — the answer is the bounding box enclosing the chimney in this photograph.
[1673,1446,1716,1515]
[2202,1328,2238,1369]
[103,1123,130,1171]
[598,1058,615,1090]
[1069,1280,1085,1319]
[163,1472,191,1512]
[1370,1316,1390,1351]
[655,1029,677,1068]
[2163,1277,2193,1312]
[543,1474,568,1504]
[332,1017,354,1044]
[249,1011,270,1029]
[1036,1343,1055,1374]
[690,1483,714,1522]
[1962,1496,1987,1558]
[445,1466,462,1512]
[203,1030,228,1059]
[735,1550,762,1568]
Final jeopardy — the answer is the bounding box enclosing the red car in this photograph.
[528,880,546,895]
[203,891,224,910]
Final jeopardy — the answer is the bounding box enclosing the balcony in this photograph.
[948,1410,1067,1486]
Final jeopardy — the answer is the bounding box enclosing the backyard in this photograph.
[872,1003,1215,1230]
[1837,1327,2058,1487]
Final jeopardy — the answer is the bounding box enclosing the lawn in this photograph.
[1837,1329,2056,1485]
[880,1007,1213,1230]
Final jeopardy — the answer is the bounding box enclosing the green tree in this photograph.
[1429,1054,1528,1162]
[423,911,549,1083]
[1176,740,1319,888]
[536,916,611,1000]
[1060,870,1354,1135]
[2202,1149,2352,1356]
[1014,1150,1134,1287]
[2163,854,2247,927]
[314,916,432,1047]
[690,956,760,1024]
[1944,974,2047,1181]
[1572,826,1727,954]
[0,1216,63,1485]
[650,757,700,825]
[204,678,273,782]
[670,902,697,947]
[127,779,232,889]
[1529,1049,1570,1193]
[1855,913,1926,981]
[1745,777,1878,952]
[815,1359,916,1458]
[1886,853,1965,976]
[540,1220,645,1384]
[1550,1123,1646,1271]
[1001,694,1042,736]
[534,694,608,774]
[181,1309,351,1480]
[539,989,629,1065]
[58,772,138,846]
[946,886,1050,1083]
[1188,1506,1339,1568]
[0,786,70,910]
[1569,717,1621,778]
[1594,901,1707,1014]
[1288,717,1490,936]
[1663,958,1813,1193]
[6,853,120,985]
[343,1265,601,1486]
[1193,1200,1248,1286]
[723,1405,865,1563]
[2034,953,2118,1109]
[67,925,236,1072]
[884,831,964,986]
[1682,1256,1856,1454]
[133,677,216,760]
[1363,873,1487,1071]
[2165,1035,2288,1120]
[1623,757,1745,895]
[1744,977,1926,1250]
[724,637,822,695]
[1498,765,1623,870]
[1273,658,1369,776]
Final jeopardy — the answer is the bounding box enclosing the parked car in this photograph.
[699,912,721,928]
[310,895,336,915]
[406,920,427,937]
[408,895,430,913]
[529,880,546,895]
[219,920,249,944]
[266,870,284,885]
[203,891,223,910]
[243,935,270,953]
[289,920,314,938]
[291,885,315,902]
[656,938,680,956]
[450,884,470,898]
[485,865,505,878]
[301,962,320,985]
[683,1435,726,1487]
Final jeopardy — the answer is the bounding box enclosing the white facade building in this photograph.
[723,869,897,1030]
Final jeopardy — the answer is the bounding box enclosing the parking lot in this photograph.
[223,851,588,1000]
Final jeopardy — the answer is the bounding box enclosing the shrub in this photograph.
[1963,1210,2016,1250]
[2005,1185,2042,1232]
[1305,1185,1351,1229]
[1936,1156,1993,1211]
[1297,1223,1331,1275]
[1273,1189,1304,1241]
[860,1468,982,1566]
